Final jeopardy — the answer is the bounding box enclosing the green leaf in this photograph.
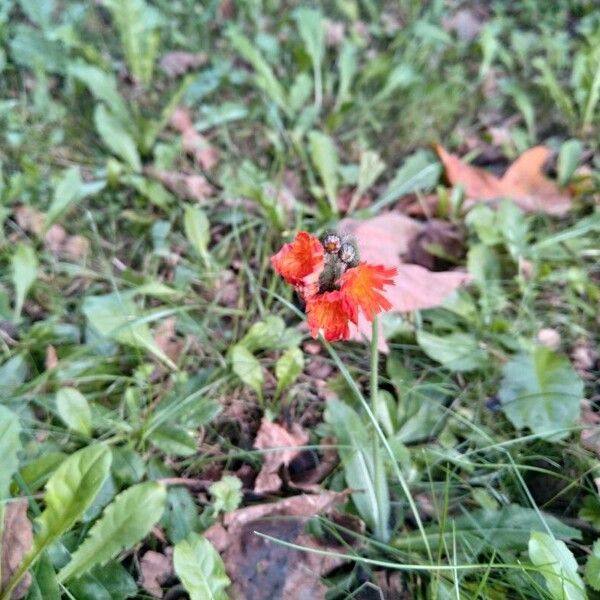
[0,406,21,499]
[58,481,166,583]
[226,26,287,111]
[46,167,105,229]
[417,331,488,372]
[308,130,339,215]
[498,347,583,439]
[325,398,390,541]
[585,539,600,591]
[528,532,586,600]
[209,476,243,516]
[557,139,583,186]
[82,292,177,370]
[229,344,263,399]
[161,486,198,544]
[394,504,581,556]
[11,242,38,320]
[102,0,162,87]
[56,387,92,437]
[0,355,28,395]
[275,346,304,396]
[184,205,210,263]
[173,533,230,600]
[293,8,324,106]
[370,150,441,213]
[66,560,137,600]
[239,316,286,352]
[68,61,131,125]
[27,552,60,600]
[335,40,357,109]
[149,424,197,457]
[94,104,141,172]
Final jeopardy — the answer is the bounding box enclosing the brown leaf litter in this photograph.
[159,52,208,78]
[1,499,33,600]
[204,491,352,600]
[170,107,220,171]
[139,549,173,598]
[253,419,309,495]
[435,144,572,215]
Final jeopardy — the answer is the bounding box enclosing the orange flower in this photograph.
[306,291,352,341]
[340,263,397,322]
[270,231,324,297]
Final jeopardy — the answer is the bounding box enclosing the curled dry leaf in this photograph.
[170,107,220,170]
[44,225,90,260]
[203,491,350,600]
[436,144,572,215]
[139,550,173,598]
[253,419,309,494]
[146,167,213,202]
[14,206,45,235]
[1,499,33,600]
[339,213,471,351]
[154,317,185,364]
[45,344,58,370]
[159,51,208,77]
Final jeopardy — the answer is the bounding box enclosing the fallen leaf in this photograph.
[45,345,58,370]
[572,339,598,379]
[253,419,309,494]
[202,491,349,600]
[442,8,485,42]
[159,51,208,77]
[146,168,213,201]
[1,499,33,600]
[43,225,90,260]
[139,550,173,598]
[537,328,561,350]
[154,317,184,364]
[436,145,572,215]
[170,107,220,170]
[14,206,44,235]
[43,224,67,253]
[288,437,338,493]
[339,213,471,351]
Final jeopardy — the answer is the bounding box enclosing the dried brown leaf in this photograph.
[147,168,213,201]
[170,107,220,170]
[139,550,173,598]
[45,345,58,371]
[1,500,33,600]
[159,52,208,77]
[216,491,349,600]
[14,206,45,235]
[436,145,572,215]
[253,419,309,494]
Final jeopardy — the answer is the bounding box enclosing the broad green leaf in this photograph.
[46,166,105,229]
[174,533,230,600]
[557,139,583,186]
[229,344,263,399]
[68,61,131,125]
[9,25,66,74]
[371,150,441,213]
[11,242,38,320]
[325,398,390,541]
[94,104,141,172]
[498,347,583,439]
[226,26,287,111]
[335,40,357,109]
[18,0,54,30]
[275,346,304,396]
[417,331,488,372]
[102,0,162,87]
[56,387,92,437]
[293,8,324,106]
[308,130,339,214]
[0,406,21,499]
[355,150,385,201]
[0,354,28,395]
[58,481,166,582]
[585,539,600,591]
[162,486,198,544]
[82,292,176,370]
[394,505,581,555]
[27,552,60,600]
[239,316,286,352]
[184,205,210,263]
[66,560,137,600]
[528,532,586,600]
[209,476,242,516]
[149,424,197,457]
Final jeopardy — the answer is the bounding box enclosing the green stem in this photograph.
[370,317,386,541]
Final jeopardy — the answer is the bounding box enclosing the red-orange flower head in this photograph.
[270,231,324,297]
[272,230,397,342]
